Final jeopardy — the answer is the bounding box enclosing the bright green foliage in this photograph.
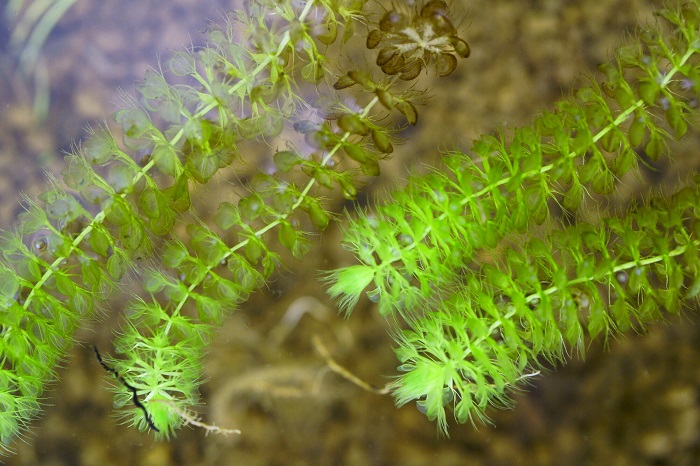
[0,0,470,453]
[388,184,700,431]
[4,0,697,452]
[327,2,700,433]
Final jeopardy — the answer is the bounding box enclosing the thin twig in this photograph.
[312,335,391,395]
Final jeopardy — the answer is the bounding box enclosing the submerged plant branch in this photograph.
[0,0,471,451]
[3,0,697,453]
[327,1,700,432]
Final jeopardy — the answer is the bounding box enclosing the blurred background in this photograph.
[1,0,699,464]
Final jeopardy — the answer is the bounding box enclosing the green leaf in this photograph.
[81,259,103,290]
[610,149,637,177]
[213,277,239,303]
[229,257,264,292]
[188,151,219,183]
[107,253,128,280]
[338,114,368,136]
[666,101,688,138]
[139,187,165,219]
[312,166,334,189]
[143,269,169,293]
[628,115,647,147]
[371,128,393,154]
[578,156,601,183]
[305,200,330,230]
[83,126,117,165]
[563,182,583,210]
[114,108,152,139]
[168,50,196,76]
[149,209,175,237]
[163,174,191,213]
[361,158,380,176]
[339,177,358,200]
[591,169,615,194]
[239,194,264,221]
[139,70,169,100]
[683,274,700,299]
[163,241,188,268]
[195,294,224,324]
[244,235,264,263]
[343,143,370,164]
[638,298,661,321]
[0,267,20,299]
[645,131,667,160]
[45,195,82,226]
[326,265,376,314]
[347,70,375,89]
[108,163,138,194]
[152,143,180,177]
[637,80,659,105]
[273,151,301,172]
[611,298,631,332]
[89,227,111,257]
[119,221,145,252]
[213,202,241,230]
[599,129,621,153]
[189,229,227,266]
[301,61,324,83]
[278,221,297,252]
[376,88,394,110]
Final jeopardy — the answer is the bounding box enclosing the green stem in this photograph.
[528,238,700,303]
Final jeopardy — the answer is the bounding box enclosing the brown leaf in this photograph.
[436,53,458,77]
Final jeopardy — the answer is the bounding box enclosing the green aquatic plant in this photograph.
[0,0,699,456]
[0,0,469,453]
[327,2,700,432]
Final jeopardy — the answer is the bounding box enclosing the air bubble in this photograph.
[615,270,629,285]
[34,238,48,251]
[367,288,381,303]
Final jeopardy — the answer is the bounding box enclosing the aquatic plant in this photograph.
[0,0,469,452]
[0,0,698,456]
[327,1,700,431]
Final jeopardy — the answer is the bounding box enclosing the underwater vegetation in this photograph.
[0,0,699,457]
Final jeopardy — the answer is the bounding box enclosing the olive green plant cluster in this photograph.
[0,0,470,454]
[327,2,700,432]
